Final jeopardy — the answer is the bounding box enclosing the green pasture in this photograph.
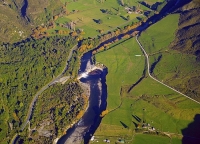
[139,14,179,54]
[96,38,145,109]
[89,134,181,144]
[132,134,181,144]
[46,25,70,35]
[139,13,200,101]
[55,17,71,24]
[150,52,200,82]
[94,13,200,142]
[53,0,156,38]
[95,71,199,134]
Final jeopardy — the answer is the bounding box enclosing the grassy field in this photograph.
[88,134,181,144]
[96,38,145,110]
[93,14,200,143]
[51,0,161,38]
[139,13,200,101]
[132,134,181,144]
[139,14,180,54]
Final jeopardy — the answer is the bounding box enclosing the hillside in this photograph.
[0,0,63,42]
[94,13,200,144]
[0,0,199,143]
[0,36,77,143]
[93,1,200,143]
[170,0,200,60]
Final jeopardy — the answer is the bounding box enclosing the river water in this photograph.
[57,52,107,144]
[57,1,191,143]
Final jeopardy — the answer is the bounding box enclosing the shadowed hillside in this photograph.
[170,0,200,60]
[182,114,200,144]
[0,0,63,42]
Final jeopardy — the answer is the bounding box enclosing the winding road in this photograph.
[21,45,78,130]
[136,35,200,105]
[11,45,78,144]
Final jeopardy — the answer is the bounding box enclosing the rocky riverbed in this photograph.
[57,51,107,144]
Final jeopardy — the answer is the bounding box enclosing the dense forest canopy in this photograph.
[0,35,76,143]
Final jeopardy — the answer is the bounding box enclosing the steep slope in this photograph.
[0,1,29,42]
[170,0,200,61]
[0,0,63,43]
[138,0,200,101]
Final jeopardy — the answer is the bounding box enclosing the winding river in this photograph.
[57,52,107,144]
[57,0,191,143]
[10,0,193,144]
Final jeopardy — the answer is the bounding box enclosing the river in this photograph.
[21,0,28,17]
[57,0,191,143]
[57,52,107,144]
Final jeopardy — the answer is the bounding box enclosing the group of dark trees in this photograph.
[0,35,76,143]
[139,1,167,12]
[79,21,140,54]
[24,81,84,143]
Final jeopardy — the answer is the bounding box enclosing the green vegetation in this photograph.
[17,81,84,143]
[47,0,152,38]
[94,14,200,143]
[0,35,76,143]
[89,133,181,144]
[0,2,30,42]
[0,0,148,141]
[0,0,64,42]
[96,38,145,109]
[132,134,181,144]
[139,14,179,54]
[139,14,200,101]
[1,0,199,144]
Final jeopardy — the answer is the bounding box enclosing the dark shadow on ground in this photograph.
[120,15,127,21]
[136,17,142,21]
[132,115,141,122]
[143,11,151,17]
[93,19,99,24]
[120,121,129,129]
[151,2,162,10]
[112,7,118,11]
[182,114,200,144]
[150,54,162,74]
[100,9,106,13]
[132,121,138,128]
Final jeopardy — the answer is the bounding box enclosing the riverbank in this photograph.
[57,78,103,144]
[79,81,90,98]
[53,80,91,144]
[57,51,107,144]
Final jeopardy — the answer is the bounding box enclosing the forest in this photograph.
[0,35,76,143]
[16,81,85,144]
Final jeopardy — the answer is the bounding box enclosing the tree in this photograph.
[127,15,130,21]
[100,110,109,117]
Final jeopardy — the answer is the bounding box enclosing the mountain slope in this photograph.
[0,0,63,43]
[170,0,200,61]
[138,0,200,101]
